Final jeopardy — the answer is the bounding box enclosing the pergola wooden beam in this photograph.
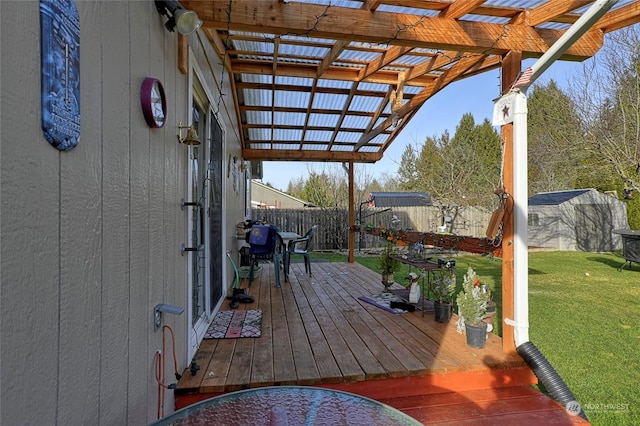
[440,0,487,19]
[185,1,604,60]
[526,1,591,27]
[356,53,487,148]
[241,148,381,162]
[595,2,640,32]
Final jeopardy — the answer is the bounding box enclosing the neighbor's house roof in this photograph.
[251,180,315,208]
[367,191,432,207]
[528,189,592,206]
[183,0,640,166]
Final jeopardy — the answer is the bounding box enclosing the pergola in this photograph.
[182,0,640,351]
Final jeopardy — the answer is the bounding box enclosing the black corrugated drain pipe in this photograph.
[516,341,588,421]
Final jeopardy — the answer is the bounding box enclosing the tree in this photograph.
[406,114,501,211]
[527,80,584,195]
[397,143,420,191]
[567,26,640,227]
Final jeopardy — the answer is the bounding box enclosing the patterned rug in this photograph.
[204,310,262,339]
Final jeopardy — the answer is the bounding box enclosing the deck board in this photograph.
[176,261,586,424]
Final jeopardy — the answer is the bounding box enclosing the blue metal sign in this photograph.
[40,0,80,151]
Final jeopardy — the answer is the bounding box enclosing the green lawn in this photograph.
[311,250,640,425]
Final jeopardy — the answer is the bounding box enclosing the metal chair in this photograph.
[247,224,287,287]
[285,225,318,279]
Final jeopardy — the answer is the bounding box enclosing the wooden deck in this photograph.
[176,261,588,424]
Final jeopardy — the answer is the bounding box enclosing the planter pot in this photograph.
[433,301,452,323]
[465,323,488,349]
[381,273,395,291]
[483,301,497,331]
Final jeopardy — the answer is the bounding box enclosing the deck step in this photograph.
[380,386,590,425]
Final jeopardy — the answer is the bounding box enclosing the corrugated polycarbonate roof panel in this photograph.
[338,49,380,62]
[233,39,274,55]
[275,76,314,86]
[247,129,268,141]
[274,112,306,126]
[274,129,303,141]
[335,132,359,143]
[308,113,340,127]
[374,5,438,16]
[342,115,370,129]
[242,73,272,84]
[332,144,355,151]
[317,79,351,89]
[305,130,334,141]
[312,93,348,110]
[243,89,272,107]
[249,143,272,149]
[278,43,330,58]
[369,134,388,145]
[305,144,330,151]
[289,0,363,8]
[357,81,388,92]
[349,95,382,113]
[275,91,310,108]
[246,110,270,123]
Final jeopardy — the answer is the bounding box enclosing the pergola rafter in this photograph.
[183,0,640,163]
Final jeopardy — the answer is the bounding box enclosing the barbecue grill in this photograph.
[613,229,640,271]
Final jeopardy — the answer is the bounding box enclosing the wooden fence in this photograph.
[252,206,493,251]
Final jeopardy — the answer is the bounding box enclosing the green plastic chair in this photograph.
[285,225,318,279]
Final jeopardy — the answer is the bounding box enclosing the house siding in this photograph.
[1,1,244,424]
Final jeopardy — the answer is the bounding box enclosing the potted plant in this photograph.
[456,267,490,348]
[430,268,456,323]
[378,241,401,292]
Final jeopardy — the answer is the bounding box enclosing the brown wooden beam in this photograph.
[184,1,604,60]
[500,50,521,355]
[178,34,188,74]
[241,149,381,162]
[527,0,590,27]
[230,60,437,86]
[356,53,485,148]
[595,2,640,33]
[348,161,355,263]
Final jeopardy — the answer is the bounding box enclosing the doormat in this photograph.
[204,310,262,339]
[358,292,420,314]
[390,288,433,312]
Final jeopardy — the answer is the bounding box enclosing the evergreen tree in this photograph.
[527,80,583,195]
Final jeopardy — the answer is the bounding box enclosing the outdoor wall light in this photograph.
[177,122,201,145]
[154,1,202,35]
[154,303,184,331]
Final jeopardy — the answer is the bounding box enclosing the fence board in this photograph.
[252,206,492,251]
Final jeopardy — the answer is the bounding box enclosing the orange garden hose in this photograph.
[154,324,181,419]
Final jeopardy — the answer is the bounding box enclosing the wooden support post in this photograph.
[501,51,521,354]
[348,161,355,263]
[178,34,188,74]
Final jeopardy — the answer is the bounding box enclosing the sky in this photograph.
[259,58,587,192]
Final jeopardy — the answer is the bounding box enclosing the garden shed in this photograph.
[367,192,433,208]
[528,189,629,252]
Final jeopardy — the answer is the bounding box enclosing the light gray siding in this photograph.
[1,1,244,424]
